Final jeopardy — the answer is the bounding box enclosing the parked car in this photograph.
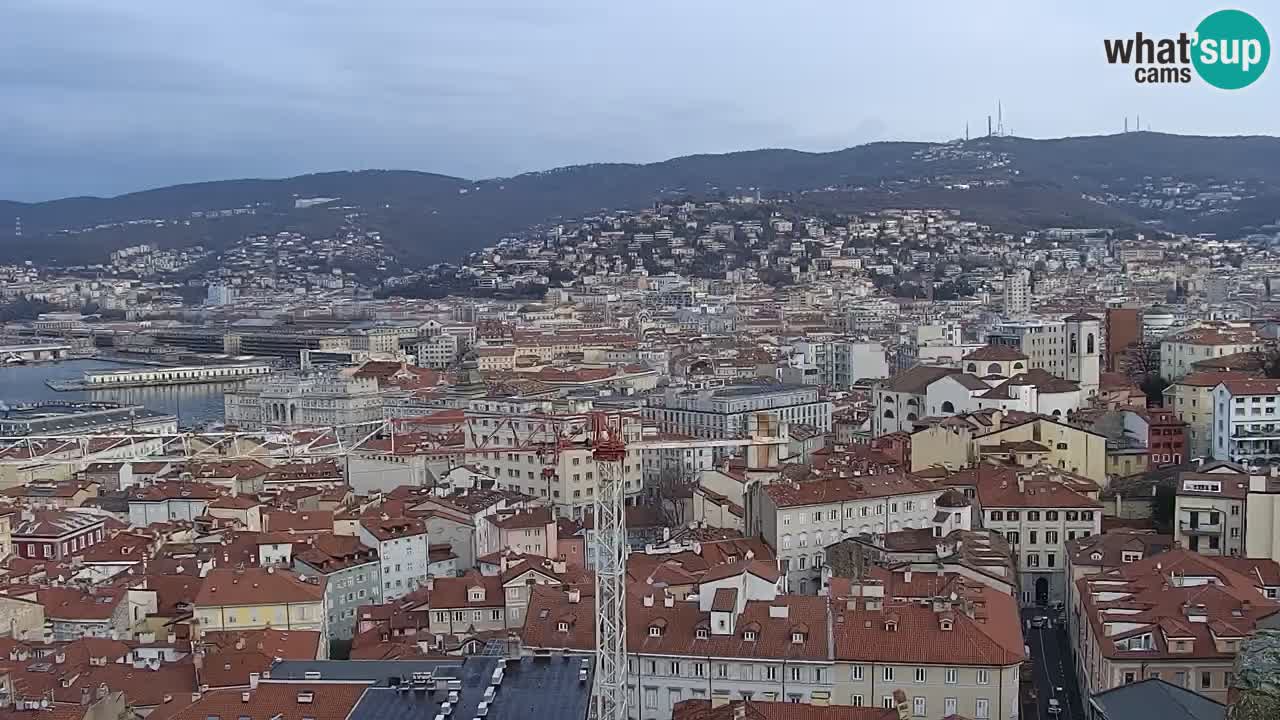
[1032,615,1049,628]
[1048,699,1062,715]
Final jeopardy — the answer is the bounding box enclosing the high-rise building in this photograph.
[1003,269,1031,317]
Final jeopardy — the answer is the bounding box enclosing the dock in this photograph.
[1,344,72,363]
[45,362,274,391]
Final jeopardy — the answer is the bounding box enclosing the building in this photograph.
[1003,268,1031,317]
[37,586,132,641]
[747,473,946,594]
[294,535,382,642]
[1088,678,1225,720]
[12,509,106,560]
[206,283,238,306]
[789,338,890,389]
[193,567,328,651]
[1145,408,1188,468]
[674,700,896,720]
[909,410,1109,485]
[0,402,177,436]
[127,481,222,526]
[1063,529,1173,627]
[1245,473,1280,566]
[223,370,383,440]
[1164,371,1257,460]
[872,366,959,436]
[645,384,831,443]
[1072,548,1280,705]
[1160,323,1263,382]
[1105,307,1142,373]
[1209,377,1280,463]
[357,516,430,601]
[415,333,460,370]
[1172,463,1251,556]
[989,316,1102,396]
[974,466,1102,606]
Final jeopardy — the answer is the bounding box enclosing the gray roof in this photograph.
[271,655,593,720]
[1089,678,1225,720]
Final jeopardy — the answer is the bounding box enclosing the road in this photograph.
[1021,607,1084,720]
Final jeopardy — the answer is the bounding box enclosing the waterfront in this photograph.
[0,359,229,427]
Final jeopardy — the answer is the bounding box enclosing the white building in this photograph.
[223,370,383,440]
[415,334,460,370]
[644,384,831,442]
[1003,269,1031,317]
[1210,378,1280,463]
[357,516,430,601]
[1161,322,1263,381]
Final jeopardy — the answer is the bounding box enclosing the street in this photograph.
[1021,608,1085,720]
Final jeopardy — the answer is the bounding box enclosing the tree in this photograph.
[1152,482,1176,533]
[643,462,697,528]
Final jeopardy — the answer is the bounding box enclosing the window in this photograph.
[945,698,958,716]
[1007,511,1019,520]
[990,511,1004,522]
[882,697,895,709]
[975,698,990,719]
[1029,531,1038,544]
[913,697,926,718]
[1046,511,1059,521]
[1124,671,1136,684]
[1026,553,1040,568]
[765,666,777,680]
[851,695,863,707]
[883,667,894,682]
[914,668,926,683]
[977,669,990,685]
[790,666,801,682]
[1028,511,1040,521]
[644,688,657,709]
[1201,671,1212,689]
[945,668,957,684]
[851,665,864,681]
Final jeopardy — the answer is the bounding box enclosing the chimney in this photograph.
[663,594,674,608]
[568,588,581,604]
[903,570,912,584]
[643,594,654,607]
[80,687,91,706]
[249,673,260,689]
[235,637,246,651]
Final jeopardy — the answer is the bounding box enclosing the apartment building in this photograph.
[357,516,430,601]
[975,466,1102,606]
[645,384,831,443]
[1164,371,1256,460]
[1160,323,1262,381]
[465,399,644,516]
[1073,549,1280,705]
[293,535,382,641]
[1210,377,1280,463]
[1246,473,1280,566]
[1063,529,1173,625]
[1173,464,1250,556]
[192,567,327,651]
[747,473,945,594]
[789,337,890,389]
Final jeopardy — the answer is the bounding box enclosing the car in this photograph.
[1031,615,1049,628]
[1049,601,1065,613]
[1048,699,1062,715]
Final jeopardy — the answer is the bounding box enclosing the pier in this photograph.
[45,362,274,391]
[0,344,72,363]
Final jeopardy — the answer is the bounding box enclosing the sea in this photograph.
[0,359,230,427]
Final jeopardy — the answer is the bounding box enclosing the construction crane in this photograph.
[0,410,788,720]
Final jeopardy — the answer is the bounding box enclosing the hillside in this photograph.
[4,132,1280,266]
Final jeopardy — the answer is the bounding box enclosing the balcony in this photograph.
[1179,519,1222,535]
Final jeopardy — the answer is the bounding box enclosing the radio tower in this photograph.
[590,412,629,720]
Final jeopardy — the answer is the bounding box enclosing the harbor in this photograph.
[0,359,228,427]
[45,361,274,391]
[0,343,73,364]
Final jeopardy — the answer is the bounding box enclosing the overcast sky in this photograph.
[2,1,1277,201]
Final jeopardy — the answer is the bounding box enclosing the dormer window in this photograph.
[791,632,805,644]
[884,621,898,632]
[744,630,758,641]
[696,628,708,640]
[469,589,484,602]
[940,619,953,631]
[557,622,569,632]
[648,625,663,637]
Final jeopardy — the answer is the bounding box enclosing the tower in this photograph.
[1065,312,1102,396]
[1003,269,1032,318]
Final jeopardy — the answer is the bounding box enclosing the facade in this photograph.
[1003,268,1031,317]
[748,473,945,594]
[127,481,221,526]
[1164,371,1255,460]
[975,466,1102,606]
[192,567,327,650]
[415,333,460,370]
[872,366,959,437]
[1160,323,1262,382]
[645,384,831,442]
[1245,474,1280,570]
[1209,378,1280,463]
[989,315,1102,396]
[293,535,382,641]
[37,587,132,641]
[790,338,890,389]
[223,370,383,439]
[12,509,106,561]
[1172,465,1249,556]
[357,516,431,601]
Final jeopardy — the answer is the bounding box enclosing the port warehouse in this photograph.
[81,362,273,386]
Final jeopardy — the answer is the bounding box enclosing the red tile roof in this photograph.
[194,568,324,608]
[145,682,367,720]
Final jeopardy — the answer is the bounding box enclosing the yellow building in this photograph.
[911,409,1109,486]
[193,567,327,654]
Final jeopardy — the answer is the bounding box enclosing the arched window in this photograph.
[906,413,918,421]
[987,363,1001,375]
[906,398,919,407]
[941,401,955,413]
[966,363,977,372]
[1013,362,1024,370]
[1087,333,1095,354]
[883,409,895,419]
[1070,333,1078,354]
[1052,409,1062,417]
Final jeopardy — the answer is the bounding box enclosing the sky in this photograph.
[2,1,1278,201]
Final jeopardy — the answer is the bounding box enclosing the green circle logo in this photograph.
[1193,9,1270,89]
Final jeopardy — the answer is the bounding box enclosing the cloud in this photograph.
[1,1,1277,200]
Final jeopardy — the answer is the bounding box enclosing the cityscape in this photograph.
[3,5,1280,720]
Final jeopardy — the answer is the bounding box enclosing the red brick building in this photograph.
[1147,407,1187,467]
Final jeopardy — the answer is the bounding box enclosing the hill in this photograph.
[4,132,1280,265]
